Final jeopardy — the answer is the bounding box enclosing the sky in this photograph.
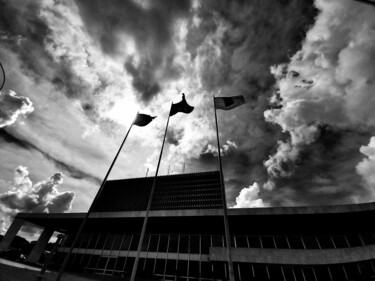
[0,0,375,239]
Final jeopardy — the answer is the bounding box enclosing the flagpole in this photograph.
[130,103,172,281]
[213,96,235,281]
[54,113,138,281]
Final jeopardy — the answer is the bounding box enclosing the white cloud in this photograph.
[232,182,269,208]
[356,137,375,201]
[264,0,375,181]
[0,90,34,128]
[202,140,238,157]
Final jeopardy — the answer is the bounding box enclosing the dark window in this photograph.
[190,236,200,254]
[239,263,254,280]
[155,259,166,275]
[213,262,226,279]
[254,264,268,280]
[331,235,348,248]
[282,267,295,281]
[268,265,284,280]
[248,236,261,248]
[112,234,123,250]
[97,257,107,269]
[169,235,179,253]
[142,235,150,251]
[302,267,316,281]
[314,266,331,281]
[201,236,211,254]
[104,233,115,250]
[137,258,145,273]
[106,258,116,270]
[81,255,90,268]
[261,236,275,248]
[346,234,362,247]
[329,265,346,281]
[88,255,99,269]
[96,233,107,249]
[212,235,223,247]
[158,235,168,252]
[201,262,213,279]
[88,233,99,249]
[179,235,189,253]
[288,236,304,249]
[344,263,360,280]
[177,260,188,276]
[293,266,305,281]
[144,258,155,275]
[124,257,135,274]
[235,236,248,248]
[115,257,126,271]
[359,260,375,276]
[130,234,140,251]
[274,236,289,249]
[303,236,320,249]
[361,233,375,245]
[80,233,90,248]
[121,235,132,251]
[165,259,177,276]
[189,261,200,278]
[317,235,334,249]
[148,235,159,252]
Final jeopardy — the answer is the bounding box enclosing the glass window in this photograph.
[201,235,211,254]
[158,235,168,252]
[331,235,348,248]
[121,235,132,251]
[213,262,226,279]
[253,264,268,280]
[282,267,296,281]
[359,260,375,276]
[344,263,360,280]
[361,233,375,245]
[115,257,126,271]
[168,235,179,253]
[177,260,188,277]
[314,266,332,281]
[88,233,99,249]
[302,267,316,281]
[106,258,116,271]
[88,255,99,269]
[130,234,140,251]
[179,235,189,253]
[155,259,166,275]
[81,255,90,268]
[293,266,305,281]
[97,257,108,270]
[112,234,123,250]
[148,235,159,252]
[165,259,177,276]
[261,236,275,248]
[144,258,155,275]
[124,257,135,274]
[235,236,248,248]
[274,235,289,249]
[137,258,145,273]
[288,236,304,249]
[104,233,116,250]
[248,236,261,248]
[201,262,213,279]
[96,233,107,249]
[346,234,362,247]
[268,265,284,280]
[190,235,200,254]
[329,265,346,281]
[80,233,90,249]
[142,235,150,251]
[189,261,200,278]
[303,236,320,249]
[212,235,223,247]
[317,235,334,249]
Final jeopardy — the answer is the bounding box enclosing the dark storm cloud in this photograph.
[0,129,100,183]
[75,0,191,103]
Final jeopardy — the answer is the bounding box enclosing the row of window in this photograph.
[63,232,375,253]
[58,252,375,281]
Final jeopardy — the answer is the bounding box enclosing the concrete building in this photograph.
[1,171,375,280]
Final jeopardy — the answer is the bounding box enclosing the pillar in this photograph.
[0,218,25,251]
[27,228,54,264]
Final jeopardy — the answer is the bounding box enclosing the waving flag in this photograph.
[214,95,246,110]
[134,113,156,127]
[170,93,194,116]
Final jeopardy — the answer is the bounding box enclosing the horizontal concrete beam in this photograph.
[210,245,375,265]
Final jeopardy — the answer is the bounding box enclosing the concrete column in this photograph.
[27,228,54,264]
[0,218,25,251]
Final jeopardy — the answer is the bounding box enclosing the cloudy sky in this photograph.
[0,0,375,237]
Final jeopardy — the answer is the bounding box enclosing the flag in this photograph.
[170,93,194,116]
[214,95,246,110]
[134,113,156,127]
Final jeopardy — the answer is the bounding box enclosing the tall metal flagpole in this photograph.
[213,96,235,281]
[54,113,139,281]
[130,103,172,281]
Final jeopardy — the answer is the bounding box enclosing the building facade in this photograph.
[1,171,375,281]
